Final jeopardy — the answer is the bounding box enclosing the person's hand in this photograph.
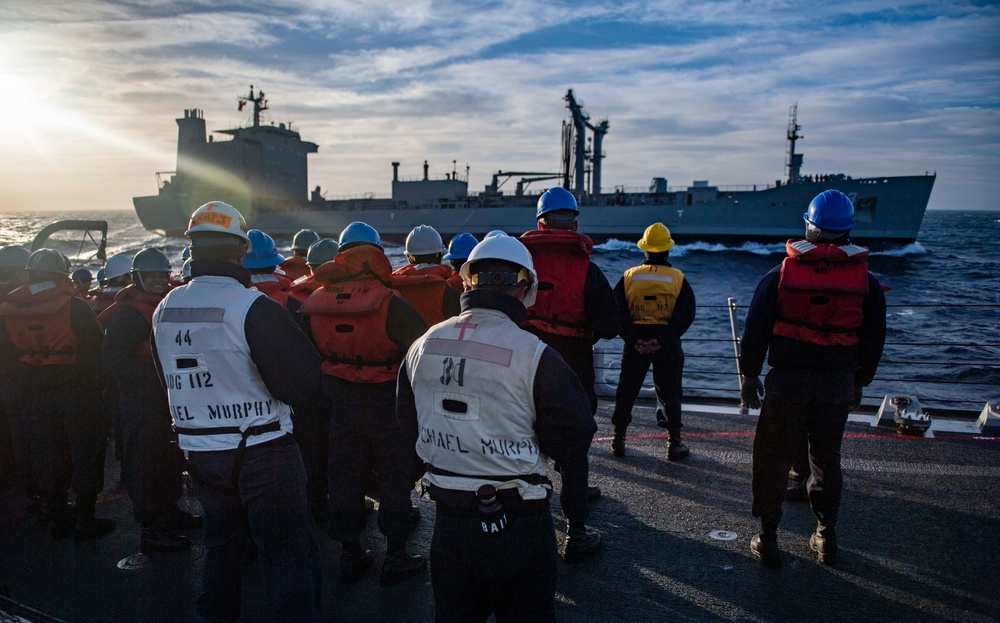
[741,376,764,410]
[850,385,863,411]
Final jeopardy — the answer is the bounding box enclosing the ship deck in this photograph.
[2,400,997,623]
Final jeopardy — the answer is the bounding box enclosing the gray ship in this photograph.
[134,87,936,249]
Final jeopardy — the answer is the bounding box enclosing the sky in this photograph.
[0,0,997,213]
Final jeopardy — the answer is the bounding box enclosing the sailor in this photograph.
[71,268,94,299]
[168,247,191,288]
[89,253,132,317]
[298,221,427,587]
[0,249,114,540]
[244,229,297,312]
[0,246,31,498]
[442,232,478,290]
[151,201,323,622]
[391,225,461,326]
[288,238,338,304]
[101,248,199,553]
[610,223,696,461]
[397,234,601,621]
[519,187,619,501]
[280,228,320,282]
[179,259,193,284]
[739,190,886,568]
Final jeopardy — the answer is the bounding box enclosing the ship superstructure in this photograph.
[134,88,935,249]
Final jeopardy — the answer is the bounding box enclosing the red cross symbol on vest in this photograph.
[455,316,478,340]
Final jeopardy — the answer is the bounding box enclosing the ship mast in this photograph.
[786,103,803,185]
[238,85,268,128]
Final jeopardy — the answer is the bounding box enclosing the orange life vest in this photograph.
[519,229,593,338]
[301,246,402,383]
[279,255,311,282]
[98,285,164,361]
[88,287,120,316]
[446,270,464,291]
[251,274,293,308]
[774,239,870,347]
[391,263,452,327]
[0,281,78,366]
[288,275,321,304]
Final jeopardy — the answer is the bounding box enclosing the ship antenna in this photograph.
[786,102,803,184]
[239,85,269,128]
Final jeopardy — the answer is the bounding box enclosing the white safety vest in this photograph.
[152,275,293,452]
[404,308,550,501]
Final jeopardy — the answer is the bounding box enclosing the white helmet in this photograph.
[185,201,251,249]
[104,253,133,280]
[459,234,537,308]
[404,224,445,256]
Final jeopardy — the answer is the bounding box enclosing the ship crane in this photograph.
[238,85,269,128]
[491,171,562,196]
[563,89,609,197]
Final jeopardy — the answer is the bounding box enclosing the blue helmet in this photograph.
[291,229,321,252]
[71,268,94,281]
[0,246,30,269]
[443,233,478,261]
[243,230,286,269]
[536,187,579,219]
[804,190,854,232]
[338,222,381,251]
[181,246,191,261]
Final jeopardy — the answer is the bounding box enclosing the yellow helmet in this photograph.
[637,222,674,252]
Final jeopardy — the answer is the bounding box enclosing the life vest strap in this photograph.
[174,420,282,437]
[326,353,395,370]
[426,463,551,486]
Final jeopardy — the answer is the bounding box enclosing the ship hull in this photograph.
[135,175,935,250]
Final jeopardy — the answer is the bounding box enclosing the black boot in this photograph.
[611,428,626,457]
[666,432,690,461]
[340,540,373,584]
[750,520,780,569]
[380,539,426,587]
[563,520,603,563]
[810,524,838,565]
[73,498,116,542]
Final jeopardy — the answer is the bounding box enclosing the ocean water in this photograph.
[1,209,997,413]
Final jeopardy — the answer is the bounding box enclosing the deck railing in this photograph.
[592,300,1000,417]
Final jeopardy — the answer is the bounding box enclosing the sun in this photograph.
[0,70,59,150]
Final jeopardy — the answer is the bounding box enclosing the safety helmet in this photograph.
[185,201,252,248]
[484,230,508,239]
[26,249,69,276]
[637,223,675,253]
[291,229,321,252]
[244,230,286,269]
[131,248,171,274]
[338,222,382,252]
[460,234,538,308]
[181,246,191,261]
[104,253,133,280]
[0,246,30,269]
[536,187,579,219]
[97,268,107,284]
[307,238,340,267]
[804,190,854,232]
[404,225,445,257]
[71,268,93,281]
[443,233,478,261]
[181,259,192,281]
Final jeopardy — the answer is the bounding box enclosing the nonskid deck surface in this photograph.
[1,403,997,623]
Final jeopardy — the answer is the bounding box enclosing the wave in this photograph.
[595,238,785,256]
[871,242,927,257]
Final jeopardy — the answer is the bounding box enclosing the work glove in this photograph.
[850,385,864,411]
[741,376,764,410]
